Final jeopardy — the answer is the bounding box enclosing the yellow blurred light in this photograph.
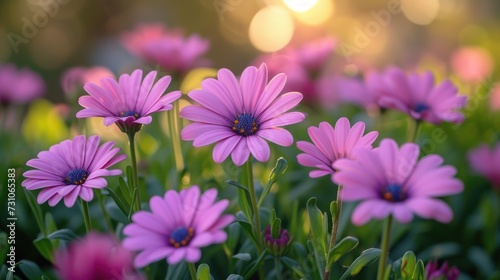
[22,99,69,148]
[86,117,124,143]
[293,0,333,26]
[283,0,318,12]
[180,67,218,94]
[249,6,294,53]
[401,0,440,25]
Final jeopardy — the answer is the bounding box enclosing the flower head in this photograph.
[54,232,140,280]
[263,225,291,256]
[76,69,182,134]
[121,23,210,74]
[378,67,467,125]
[123,185,234,267]
[180,63,305,166]
[425,260,460,280]
[61,66,114,97]
[297,118,378,181]
[22,135,126,207]
[0,63,45,104]
[468,143,500,187]
[333,138,463,225]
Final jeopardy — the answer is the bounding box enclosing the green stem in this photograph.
[324,184,343,280]
[80,199,92,233]
[127,132,142,211]
[246,159,261,244]
[407,118,421,143]
[275,257,283,280]
[376,215,393,280]
[188,262,197,280]
[96,190,114,234]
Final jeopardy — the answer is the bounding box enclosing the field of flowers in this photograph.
[1,0,500,279]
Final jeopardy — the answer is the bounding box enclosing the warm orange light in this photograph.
[283,0,318,12]
[249,6,294,52]
[402,0,440,25]
[293,0,333,26]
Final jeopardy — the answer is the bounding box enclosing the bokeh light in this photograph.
[283,0,318,12]
[249,6,294,52]
[401,0,440,25]
[293,0,333,26]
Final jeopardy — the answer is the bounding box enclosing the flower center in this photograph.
[383,184,406,202]
[169,227,194,248]
[64,168,89,185]
[120,111,140,118]
[413,102,429,113]
[232,113,258,136]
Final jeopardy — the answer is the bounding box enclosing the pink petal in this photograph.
[351,199,392,225]
[257,128,293,146]
[405,198,454,223]
[193,129,234,147]
[185,247,202,263]
[212,136,242,163]
[259,111,305,128]
[63,186,81,207]
[247,136,270,162]
[231,138,251,166]
[167,248,187,265]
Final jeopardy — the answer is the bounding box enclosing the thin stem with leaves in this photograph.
[80,199,92,233]
[377,215,393,280]
[324,184,343,280]
[127,132,142,212]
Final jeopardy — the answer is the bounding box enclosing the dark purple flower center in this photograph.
[383,184,406,202]
[120,111,140,118]
[413,102,430,113]
[232,113,258,136]
[169,227,194,248]
[64,168,89,185]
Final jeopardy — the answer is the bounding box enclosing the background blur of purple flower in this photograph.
[121,23,210,75]
[22,135,126,207]
[333,138,464,225]
[468,143,500,188]
[54,232,141,280]
[425,260,460,280]
[61,66,114,97]
[0,63,45,105]
[123,185,234,267]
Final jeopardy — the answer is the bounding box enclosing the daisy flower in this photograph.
[333,138,463,225]
[76,69,182,134]
[297,117,379,181]
[180,63,305,166]
[61,66,114,97]
[54,232,141,280]
[468,143,500,188]
[378,67,467,125]
[22,135,126,207]
[122,185,234,267]
[0,63,45,104]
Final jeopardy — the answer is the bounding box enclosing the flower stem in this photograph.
[96,190,114,234]
[275,257,283,280]
[246,159,261,245]
[324,184,343,280]
[376,215,393,280]
[188,262,197,280]
[80,199,92,233]
[127,132,142,212]
[407,118,421,143]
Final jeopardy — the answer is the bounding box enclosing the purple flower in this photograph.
[264,225,291,256]
[76,69,182,133]
[0,63,45,104]
[61,66,114,97]
[121,23,210,74]
[54,232,141,280]
[180,63,305,166]
[333,138,463,225]
[468,143,500,188]
[297,117,379,181]
[123,185,234,267]
[425,260,460,280]
[22,135,126,207]
[378,67,467,124]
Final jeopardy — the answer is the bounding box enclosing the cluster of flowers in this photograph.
[5,23,495,279]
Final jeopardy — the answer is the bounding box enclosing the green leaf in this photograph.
[271,218,282,240]
[128,188,138,220]
[106,187,130,217]
[227,180,253,225]
[243,251,267,279]
[227,223,241,252]
[33,237,53,262]
[327,236,359,267]
[306,198,327,256]
[237,220,258,248]
[339,248,382,280]
[22,189,45,236]
[258,157,287,207]
[280,257,306,278]
[118,176,132,203]
[401,251,416,280]
[106,202,130,224]
[166,261,189,280]
[233,253,252,261]
[0,232,8,265]
[47,229,80,242]
[197,263,211,280]
[226,275,244,280]
[411,260,425,280]
[18,260,43,279]
[126,166,134,190]
[330,201,338,224]
[6,270,13,280]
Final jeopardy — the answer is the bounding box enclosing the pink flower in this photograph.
[468,144,500,187]
[294,37,336,71]
[425,260,459,280]
[121,23,210,74]
[22,135,126,207]
[378,67,467,125]
[180,63,305,166]
[123,185,234,267]
[0,63,45,104]
[333,138,463,225]
[76,69,182,133]
[451,46,493,83]
[489,83,500,111]
[296,118,378,181]
[61,66,114,96]
[54,232,140,280]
